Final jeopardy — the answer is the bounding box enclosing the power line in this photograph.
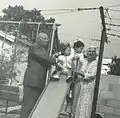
[107,29,120,32]
[77,36,101,41]
[42,7,98,12]
[43,11,77,15]
[77,7,98,10]
[104,9,120,21]
[107,28,120,32]
[59,33,101,41]
[106,23,120,27]
[41,8,75,12]
[105,16,120,21]
[107,36,120,41]
[42,7,98,15]
[107,4,120,8]
[107,33,120,38]
[108,8,120,12]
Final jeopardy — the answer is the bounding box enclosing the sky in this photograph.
[0,0,120,58]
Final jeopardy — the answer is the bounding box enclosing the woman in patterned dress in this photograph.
[75,46,98,118]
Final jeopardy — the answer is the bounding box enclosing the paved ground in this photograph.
[0,105,69,118]
[0,113,69,118]
[0,114,19,118]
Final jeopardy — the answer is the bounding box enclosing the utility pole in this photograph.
[91,6,107,118]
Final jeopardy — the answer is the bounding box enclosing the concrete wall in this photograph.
[97,75,120,118]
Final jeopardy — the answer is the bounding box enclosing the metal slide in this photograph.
[29,74,71,118]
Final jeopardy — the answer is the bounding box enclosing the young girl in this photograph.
[51,42,74,82]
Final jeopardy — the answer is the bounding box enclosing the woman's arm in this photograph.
[84,62,97,80]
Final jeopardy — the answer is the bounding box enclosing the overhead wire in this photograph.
[105,17,120,21]
[107,8,120,12]
[107,33,120,38]
[107,4,120,8]
[106,23,120,27]
[42,7,98,15]
[42,11,77,15]
[58,33,101,41]
[41,7,98,12]
[105,8,112,31]
[40,8,75,12]
[104,7,120,21]
[106,28,120,33]
[104,8,120,41]
[40,6,120,43]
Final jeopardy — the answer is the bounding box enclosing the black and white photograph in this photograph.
[0,0,120,118]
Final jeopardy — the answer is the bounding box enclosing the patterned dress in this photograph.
[75,59,97,118]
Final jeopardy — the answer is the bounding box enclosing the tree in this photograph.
[108,56,120,76]
[0,5,55,43]
[2,5,44,21]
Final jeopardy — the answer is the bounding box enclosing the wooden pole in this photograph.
[90,6,107,118]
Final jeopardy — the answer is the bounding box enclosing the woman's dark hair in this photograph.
[73,41,84,49]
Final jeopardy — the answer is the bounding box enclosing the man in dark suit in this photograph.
[20,32,55,118]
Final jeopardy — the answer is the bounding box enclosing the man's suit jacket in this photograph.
[23,43,53,89]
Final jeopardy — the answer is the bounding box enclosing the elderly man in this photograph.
[20,32,55,118]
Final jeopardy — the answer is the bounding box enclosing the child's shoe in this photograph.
[50,74,60,81]
[66,76,73,83]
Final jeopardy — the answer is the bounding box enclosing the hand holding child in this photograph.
[57,59,64,69]
[72,54,79,61]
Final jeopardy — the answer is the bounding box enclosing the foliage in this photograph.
[0,45,28,83]
[2,5,44,21]
[0,5,55,43]
[108,56,120,76]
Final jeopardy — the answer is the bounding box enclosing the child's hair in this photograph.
[95,114,102,118]
[60,42,70,54]
[73,41,84,49]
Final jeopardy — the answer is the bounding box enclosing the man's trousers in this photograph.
[20,86,43,118]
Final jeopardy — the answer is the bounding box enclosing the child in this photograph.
[51,42,74,82]
[73,38,85,77]
[95,114,103,118]
[65,39,85,114]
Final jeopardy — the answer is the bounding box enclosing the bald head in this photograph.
[37,32,49,41]
[36,32,49,46]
